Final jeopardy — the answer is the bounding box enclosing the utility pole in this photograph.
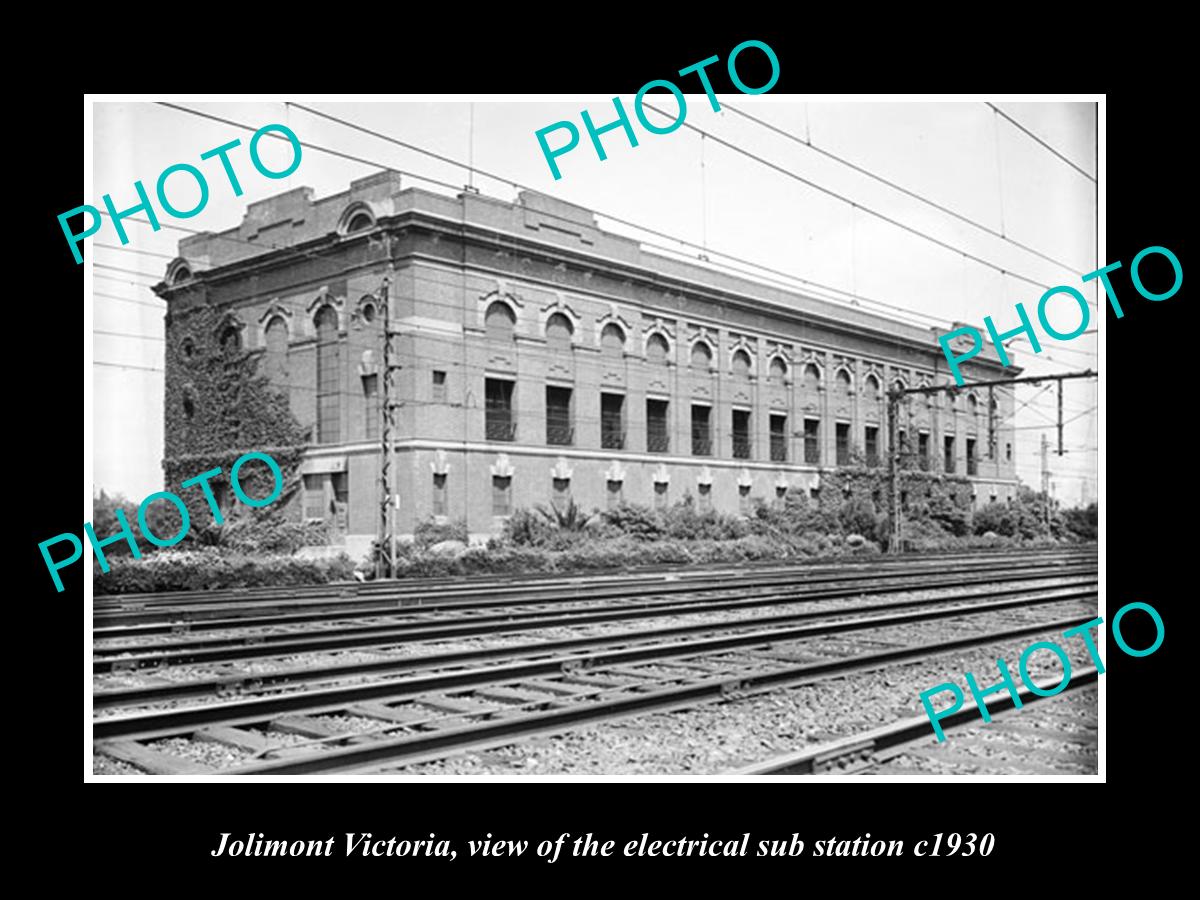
[376,275,392,579]
[1040,433,1051,533]
[886,369,1094,554]
[887,390,902,555]
[1057,379,1064,456]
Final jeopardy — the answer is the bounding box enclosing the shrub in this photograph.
[838,497,879,537]
[1061,503,1098,541]
[413,517,470,549]
[221,515,330,554]
[94,549,355,594]
[599,502,665,541]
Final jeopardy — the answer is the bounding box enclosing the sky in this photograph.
[89,97,1099,508]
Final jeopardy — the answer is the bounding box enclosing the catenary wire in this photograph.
[723,103,1088,275]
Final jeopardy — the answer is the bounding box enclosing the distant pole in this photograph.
[377,276,392,579]
[888,390,902,554]
[1057,379,1064,456]
[1041,433,1050,532]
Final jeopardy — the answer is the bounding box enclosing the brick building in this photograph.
[155,173,1020,560]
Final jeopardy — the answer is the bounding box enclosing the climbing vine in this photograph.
[162,304,309,529]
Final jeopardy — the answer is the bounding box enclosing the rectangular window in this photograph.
[432,370,447,403]
[485,378,515,442]
[1006,442,1012,462]
[865,425,879,467]
[606,479,623,509]
[363,374,380,441]
[836,422,850,466]
[698,482,712,512]
[647,399,669,453]
[546,385,574,446]
[967,438,978,476]
[653,481,668,510]
[331,472,349,504]
[691,404,712,456]
[804,418,820,465]
[303,474,325,520]
[552,476,571,510]
[944,435,956,474]
[732,409,752,460]
[601,393,625,449]
[492,475,512,516]
[432,472,447,516]
[918,432,930,469]
[769,414,787,462]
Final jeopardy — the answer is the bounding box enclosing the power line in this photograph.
[95,243,178,261]
[93,290,166,310]
[93,262,163,282]
[95,329,164,342]
[277,101,965,329]
[641,101,1072,294]
[94,360,163,373]
[724,103,1087,275]
[986,103,1096,183]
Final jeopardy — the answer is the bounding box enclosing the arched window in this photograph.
[485,301,516,341]
[600,323,625,358]
[545,312,573,352]
[731,349,752,379]
[835,369,852,397]
[691,341,712,369]
[315,305,340,443]
[803,363,821,391]
[347,212,373,233]
[360,302,376,324]
[264,316,288,380]
[181,337,196,361]
[182,385,195,421]
[768,356,787,381]
[968,393,979,416]
[173,266,191,285]
[646,333,669,364]
[219,325,241,357]
[865,373,881,400]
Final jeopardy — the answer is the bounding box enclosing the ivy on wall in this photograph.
[163,304,310,527]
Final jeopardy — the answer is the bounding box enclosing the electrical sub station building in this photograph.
[156,172,1020,559]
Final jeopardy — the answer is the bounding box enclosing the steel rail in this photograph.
[93,571,1097,675]
[727,667,1100,775]
[93,580,1097,706]
[95,559,1098,638]
[92,592,1095,741]
[219,617,1095,775]
[94,548,1095,623]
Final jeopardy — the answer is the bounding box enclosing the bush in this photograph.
[838,497,879,537]
[599,503,665,541]
[1061,503,1098,541]
[221,515,330,554]
[413,517,470,550]
[94,548,355,594]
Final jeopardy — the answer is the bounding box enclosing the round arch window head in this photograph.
[219,325,242,355]
[339,203,378,235]
[360,303,376,323]
[173,266,191,284]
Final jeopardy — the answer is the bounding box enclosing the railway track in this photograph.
[91,548,1098,776]
[93,566,1097,674]
[93,595,1096,774]
[93,547,1095,628]
[731,668,1099,775]
[94,580,1095,709]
